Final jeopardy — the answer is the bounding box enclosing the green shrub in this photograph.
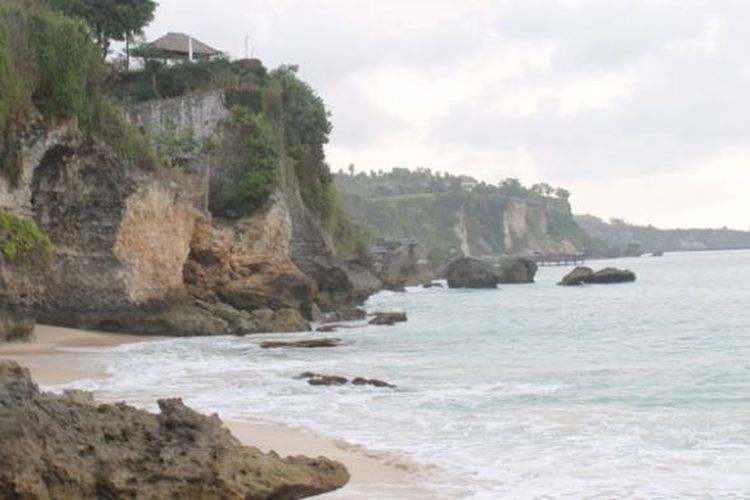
[209,108,277,218]
[0,2,100,136]
[0,210,52,259]
[0,2,160,174]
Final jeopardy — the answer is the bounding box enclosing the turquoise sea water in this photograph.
[68,250,750,498]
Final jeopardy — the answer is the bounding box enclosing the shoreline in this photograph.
[0,324,440,499]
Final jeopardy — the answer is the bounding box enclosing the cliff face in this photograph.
[124,90,379,312]
[339,189,587,266]
[1,122,202,323]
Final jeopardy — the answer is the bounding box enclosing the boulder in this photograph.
[251,308,311,333]
[320,307,367,324]
[558,266,594,286]
[261,338,341,349]
[446,257,538,288]
[496,257,538,284]
[446,257,497,288]
[588,267,637,284]
[0,361,349,498]
[558,266,636,286]
[369,312,407,326]
[0,310,35,343]
[295,257,381,311]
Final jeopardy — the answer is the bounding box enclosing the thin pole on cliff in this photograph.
[204,154,211,215]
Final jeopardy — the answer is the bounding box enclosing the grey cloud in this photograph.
[429,0,750,178]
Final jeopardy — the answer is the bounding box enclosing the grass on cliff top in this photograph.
[0,210,52,260]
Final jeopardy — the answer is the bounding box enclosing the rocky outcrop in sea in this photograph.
[558,266,636,286]
[446,257,537,288]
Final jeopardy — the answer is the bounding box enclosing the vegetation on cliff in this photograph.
[576,214,750,256]
[335,168,587,264]
[114,57,364,255]
[0,210,52,260]
[0,0,157,176]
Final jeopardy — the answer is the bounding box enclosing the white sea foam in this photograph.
[63,250,750,498]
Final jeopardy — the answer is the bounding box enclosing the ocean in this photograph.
[64,250,750,498]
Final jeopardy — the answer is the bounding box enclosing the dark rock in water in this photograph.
[296,372,395,389]
[261,338,341,349]
[0,310,35,343]
[559,266,636,285]
[351,377,396,388]
[0,361,349,498]
[316,324,339,332]
[321,307,367,324]
[369,312,407,326]
[295,257,381,311]
[422,281,444,289]
[446,257,499,288]
[558,266,594,286]
[297,372,349,386]
[446,257,537,288]
[496,257,538,284]
[587,267,636,284]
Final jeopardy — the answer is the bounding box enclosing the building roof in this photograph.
[148,32,222,57]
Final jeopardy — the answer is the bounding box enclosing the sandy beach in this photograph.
[0,324,439,499]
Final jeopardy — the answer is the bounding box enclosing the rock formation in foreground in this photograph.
[446,257,537,288]
[0,361,349,499]
[558,266,636,286]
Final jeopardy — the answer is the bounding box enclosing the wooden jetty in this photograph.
[532,253,585,267]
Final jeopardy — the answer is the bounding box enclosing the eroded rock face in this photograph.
[185,202,317,317]
[0,361,349,499]
[558,266,636,286]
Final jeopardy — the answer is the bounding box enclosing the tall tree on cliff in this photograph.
[49,0,157,63]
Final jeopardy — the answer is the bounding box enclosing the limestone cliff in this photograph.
[338,187,588,267]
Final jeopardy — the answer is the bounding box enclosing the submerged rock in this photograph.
[261,338,341,349]
[558,266,636,286]
[351,377,397,388]
[0,361,349,499]
[297,372,349,386]
[296,372,396,389]
[422,281,444,289]
[368,312,407,326]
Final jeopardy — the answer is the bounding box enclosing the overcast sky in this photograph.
[142,0,750,229]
